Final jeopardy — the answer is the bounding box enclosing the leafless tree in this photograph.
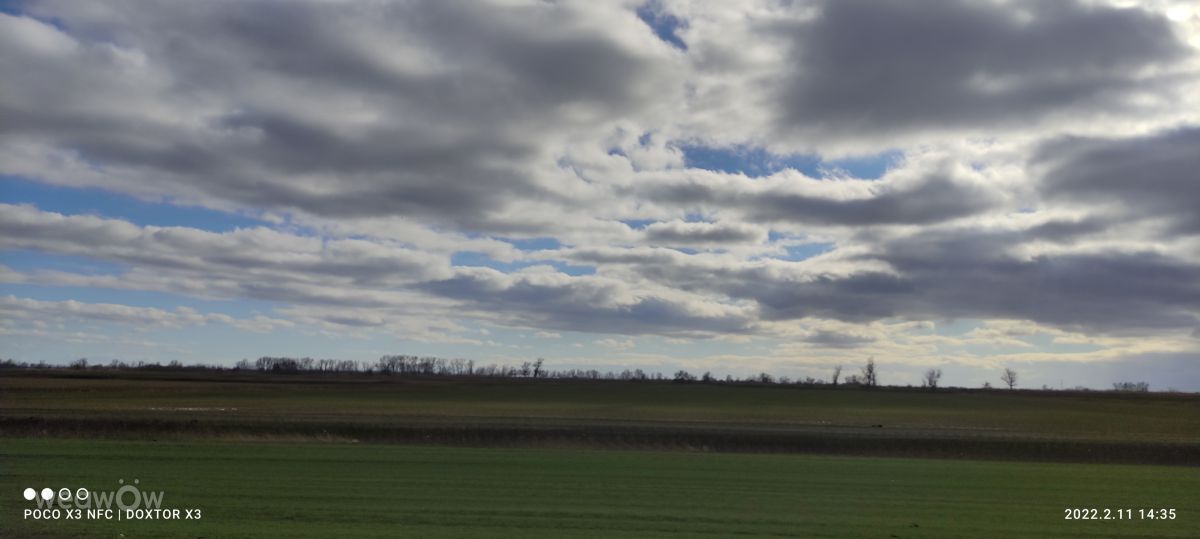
[861,357,878,387]
[1112,381,1149,392]
[1001,368,1018,390]
[673,370,696,382]
[831,365,842,386]
[922,368,942,389]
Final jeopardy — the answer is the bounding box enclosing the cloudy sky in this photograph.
[2,0,1199,389]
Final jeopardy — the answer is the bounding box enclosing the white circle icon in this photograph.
[58,488,72,501]
[40,488,53,501]
[76,488,90,501]
[23,488,35,501]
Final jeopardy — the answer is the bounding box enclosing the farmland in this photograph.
[1,369,1198,537]
[3,438,1198,538]
[2,370,1197,462]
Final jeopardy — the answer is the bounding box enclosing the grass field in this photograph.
[3,370,1198,463]
[4,370,1196,442]
[3,438,1197,538]
[2,370,1198,537]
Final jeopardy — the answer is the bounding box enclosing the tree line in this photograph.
[0,356,1153,392]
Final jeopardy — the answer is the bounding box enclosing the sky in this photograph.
[2,0,1199,390]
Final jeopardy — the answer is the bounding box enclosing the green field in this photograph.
[2,370,1198,537]
[3,371,1197,462]
[3,438,1197,538]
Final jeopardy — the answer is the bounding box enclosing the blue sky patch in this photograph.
[1,250,123,276]
[636,3,687,50]
[680,145,901,179]
[780,242,835,261]
[621,219,656,230]
[1,175,269,231]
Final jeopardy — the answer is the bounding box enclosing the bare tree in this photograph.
[1112,381,1149,392]
[922,368,942,389]
[861,357,878,387]
[673,370,696,382]
[1001,368,1018,390]
[831,365,842,386]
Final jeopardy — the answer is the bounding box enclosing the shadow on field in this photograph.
[3,415,1196,466]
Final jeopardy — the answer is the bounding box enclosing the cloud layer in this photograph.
[2,0,1199,383]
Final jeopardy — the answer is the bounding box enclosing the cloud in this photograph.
[1,1,1198,384]
[0,1,683,232]
[772,0,1192,148]
[0,295,292,333]
[629,153,1004,227]
[1036,126,1200,233]
[801,329,876,349]
[0,204,450,291]
[745,227,1200,334]
[419,266,756,337]
[643,220,766,246]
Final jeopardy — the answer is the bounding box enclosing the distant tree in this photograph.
[1001,368,1018,390]
[922,368,943,389]
[982,381,992,389]
[861,357,878,387]
[701,371,715,383]
[532,358,545,378]
[843,374,863,386]
[831,365,842,386]
[70,358,88,370]
[1112,381,1150,392]
[673,370,696,383]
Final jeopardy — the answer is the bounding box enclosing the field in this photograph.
[2,370,1198,537]
[3,439,1198,538]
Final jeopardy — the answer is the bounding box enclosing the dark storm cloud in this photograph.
[1036,127,1200,234]
[776,0,1190,139]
